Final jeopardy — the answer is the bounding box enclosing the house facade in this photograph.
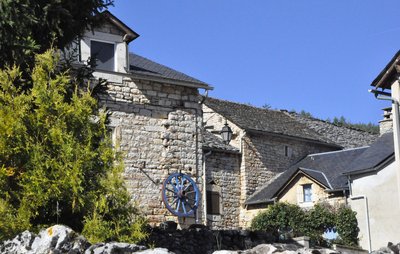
[342,50,400,251]
[345,132,398,252]
[78,11,213,227]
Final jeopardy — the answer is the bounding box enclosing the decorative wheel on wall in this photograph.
[161,172,200,217]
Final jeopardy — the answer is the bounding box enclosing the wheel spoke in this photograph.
[183,182,192,191]
[182,201,187,214]
[176,199,181,212]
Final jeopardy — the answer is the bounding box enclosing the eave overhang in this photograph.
[371,50,400,90]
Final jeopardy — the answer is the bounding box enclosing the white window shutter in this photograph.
[296,185,303,204]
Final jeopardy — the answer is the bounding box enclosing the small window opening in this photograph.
[206,191,220,215]
[303,184,312,203]
[90,40,115,71]
[284,145,292,157]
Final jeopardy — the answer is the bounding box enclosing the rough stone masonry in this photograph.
[98,77,204,226]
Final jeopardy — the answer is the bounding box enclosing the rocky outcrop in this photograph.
[0,225,170,254]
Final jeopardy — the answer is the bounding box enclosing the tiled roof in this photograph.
[202,131,240,153]
[129,53,212,89]
[204,97,339,146]
[286,112,378,149]
[245,147,368,205]
[345,132,394,175]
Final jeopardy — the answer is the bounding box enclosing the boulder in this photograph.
[0,230,35,254]
[84,242,146,254]
[0,225,90,254]
[136,248,174,254]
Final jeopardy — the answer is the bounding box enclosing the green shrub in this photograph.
[251,202,359,247]
[303,203,335,246]
[334,206,359,246]
[251,202,306,237]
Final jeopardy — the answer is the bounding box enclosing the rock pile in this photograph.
[0,225,171,254]
[371,242,400,254]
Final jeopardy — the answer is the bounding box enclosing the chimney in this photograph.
[379,107,393,135]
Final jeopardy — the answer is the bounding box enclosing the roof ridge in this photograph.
[286,111,379,134]
[299,167,333,189]
[206,97,283,113]
[307,146,369,157]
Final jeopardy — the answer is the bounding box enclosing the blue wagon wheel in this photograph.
[162,173,200,217]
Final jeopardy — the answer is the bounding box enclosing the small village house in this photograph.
[343,50,400,251]
[76,11,213,227]
[203,97,376,228]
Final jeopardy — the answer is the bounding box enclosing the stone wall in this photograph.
[240,133,337,203]
[205,151,241,229]
[141,225,275,254]
[278,174,346,208]
[98,77,204,227]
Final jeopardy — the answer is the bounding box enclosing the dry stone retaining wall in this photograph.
[141,225,275,254]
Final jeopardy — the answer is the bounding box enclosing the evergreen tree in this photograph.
[0,49,147,243]
[0,0,113,69]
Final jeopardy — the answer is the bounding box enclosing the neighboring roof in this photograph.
[101,11,139,43]
[129,53,213,90]
[370,50,400,90]
[286,112,378,149]
[345,132,394,175]
[204,97,340,147]
[245,147,368,205]
[202,131,240,154]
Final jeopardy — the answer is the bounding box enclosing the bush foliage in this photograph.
[0,49,147,243]
[251,202,359,247]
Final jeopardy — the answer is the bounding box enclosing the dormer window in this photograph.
[90,40,115,71]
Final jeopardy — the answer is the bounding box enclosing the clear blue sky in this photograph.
[110,1,400,124]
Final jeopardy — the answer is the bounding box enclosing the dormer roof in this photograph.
[100,11,139,43]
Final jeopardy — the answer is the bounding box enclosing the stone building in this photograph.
[202,98,377,228]
[78,11,213,227]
